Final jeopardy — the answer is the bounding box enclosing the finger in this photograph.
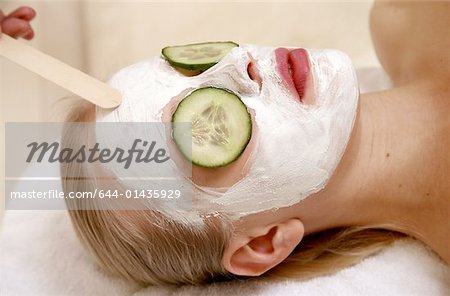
[0,10,4,38]
[6,6,36,21]
[1,18,33,39]
[20,27,34,40]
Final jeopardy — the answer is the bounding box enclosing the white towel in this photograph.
[1,210,449,296]
[1,68,449,296]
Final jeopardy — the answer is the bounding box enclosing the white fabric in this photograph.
[1,210,449,296]
[1,68,449,295]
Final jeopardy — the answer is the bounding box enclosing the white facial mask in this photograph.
[96,44,359,219]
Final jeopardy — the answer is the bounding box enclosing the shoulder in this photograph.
[370,1,449,85]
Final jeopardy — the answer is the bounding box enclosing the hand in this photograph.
[0,6,36,39]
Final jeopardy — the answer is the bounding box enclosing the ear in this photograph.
[222,218,304,276]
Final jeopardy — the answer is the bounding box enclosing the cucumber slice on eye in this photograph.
[172,87,252,168]
[162,41,239,71]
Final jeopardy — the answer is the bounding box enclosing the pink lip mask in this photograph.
[275,48,311,103]
[96,44,359,219]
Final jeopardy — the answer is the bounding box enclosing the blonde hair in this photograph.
[61,101,404,286]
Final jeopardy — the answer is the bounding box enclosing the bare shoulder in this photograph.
[370,1,449,85]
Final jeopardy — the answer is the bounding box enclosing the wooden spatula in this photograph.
[0,34,122,109]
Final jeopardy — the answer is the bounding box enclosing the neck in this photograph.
[296,82,449,262]
[297,92,399,234]
[239,81,449,263]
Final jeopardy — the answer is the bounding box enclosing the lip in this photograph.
[275,47,311,103]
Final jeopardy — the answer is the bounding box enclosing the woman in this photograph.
[60,1,448,286]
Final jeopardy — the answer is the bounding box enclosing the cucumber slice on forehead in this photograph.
[162,41,239,71]
[172,87,252,168]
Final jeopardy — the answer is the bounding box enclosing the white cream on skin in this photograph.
[96,44,359,219]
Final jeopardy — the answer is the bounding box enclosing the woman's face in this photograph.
[97,44,359,218]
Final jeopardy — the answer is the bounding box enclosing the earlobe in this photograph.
[222,218,304,276]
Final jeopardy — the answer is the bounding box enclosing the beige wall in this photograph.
[0,1,378,221]
[81,1,378,80]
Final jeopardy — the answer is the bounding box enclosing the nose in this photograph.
[197,47,260,96]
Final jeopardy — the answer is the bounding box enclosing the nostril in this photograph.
[247,60,262,89]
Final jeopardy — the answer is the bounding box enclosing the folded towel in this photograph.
[1,210,449,296]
